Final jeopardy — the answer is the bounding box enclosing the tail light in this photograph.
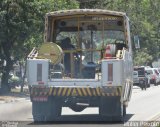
[152,75,156,80]
[38,81,44,85]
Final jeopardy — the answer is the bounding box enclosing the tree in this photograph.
[0,0,79,93]
[78,0,160,66]
[134,48,153,66]
[0,0,39,92]
[19,0,79,92]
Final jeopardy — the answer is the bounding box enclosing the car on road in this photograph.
[133,67,150,90]
[145,68,159,86]
[154,68,160,84]
[133,71,139,84]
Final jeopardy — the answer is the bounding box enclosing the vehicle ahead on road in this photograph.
[27,9,133,122]
[133,67,150,90]
[145,68,159,86]
[154,68,160,84]
[133,71,139,84]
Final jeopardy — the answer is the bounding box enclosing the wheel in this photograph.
[141,85,143,90]
[154,82,157,86]
[141,85,145,90]
[140,83,146,90]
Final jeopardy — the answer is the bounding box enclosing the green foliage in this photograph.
[0,0,79,92]
[0,0,159,91]
[134,49,153,66]
[79,0,160,66]
[35,0,79,14]
[0,0,79,62]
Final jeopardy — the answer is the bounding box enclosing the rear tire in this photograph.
[154,82,157,86]
[141,83,146,90]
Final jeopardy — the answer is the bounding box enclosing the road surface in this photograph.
[0,85,160,127]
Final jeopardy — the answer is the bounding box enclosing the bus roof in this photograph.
[46,9,127,17]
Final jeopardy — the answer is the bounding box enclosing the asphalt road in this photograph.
[1,85,160,127]
[127,84,160,121]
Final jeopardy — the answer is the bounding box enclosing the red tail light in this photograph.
[152,75,156,80]
[38,81,44,85]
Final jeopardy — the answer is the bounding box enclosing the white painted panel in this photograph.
[48,79,101,87]
[101,59,124,86]
[27,59,49,85]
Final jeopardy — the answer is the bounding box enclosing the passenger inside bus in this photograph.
[59,37,80,77]
[58,37,74,75]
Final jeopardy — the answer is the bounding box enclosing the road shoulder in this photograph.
[0,87,29,103]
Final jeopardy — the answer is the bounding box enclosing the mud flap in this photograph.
[32,97,62,122]
[99,96,124,121]
[32,101,47,122]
